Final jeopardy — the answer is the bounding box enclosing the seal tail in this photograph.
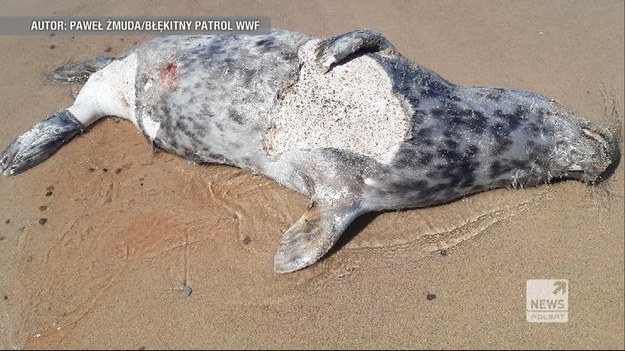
[2,54,136,176]
[45,56,119,84]
[1,110,84,176]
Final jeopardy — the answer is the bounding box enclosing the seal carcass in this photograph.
[1,29,620,273]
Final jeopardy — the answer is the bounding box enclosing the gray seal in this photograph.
[1,29,620,273]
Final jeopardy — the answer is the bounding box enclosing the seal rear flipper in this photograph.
[1,110,83,176]
[315,29,397,72]
[46,56,119,84]
[273,195,363,273]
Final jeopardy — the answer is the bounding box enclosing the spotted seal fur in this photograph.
[1,29,620,273]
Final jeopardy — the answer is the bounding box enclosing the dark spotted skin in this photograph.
[361,54,563,210]
[132,31,313,193]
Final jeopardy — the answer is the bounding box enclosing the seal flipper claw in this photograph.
[46,56,118,84]
[314,29,397,72]
[1,110,83,176]
[274,197,362,273]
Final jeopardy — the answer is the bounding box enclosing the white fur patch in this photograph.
[265,40,412,164]
[142,114,161,140]
[69,53,138,125]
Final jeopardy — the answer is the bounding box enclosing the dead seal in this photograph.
[0,29,620,273]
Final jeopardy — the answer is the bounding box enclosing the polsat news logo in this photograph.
[526,279,568,323]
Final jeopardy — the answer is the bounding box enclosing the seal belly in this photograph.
[264,40,412,165]
[132,31,310,168]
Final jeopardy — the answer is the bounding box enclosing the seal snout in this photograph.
[555,119,621,185]
[582,122,622,184]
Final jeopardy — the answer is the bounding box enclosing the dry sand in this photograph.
[0,0,623,349]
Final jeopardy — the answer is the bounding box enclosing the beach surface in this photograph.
[0,1,623,349]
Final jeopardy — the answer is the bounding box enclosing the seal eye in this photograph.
[581,127,609,154]
[568,164,583,172]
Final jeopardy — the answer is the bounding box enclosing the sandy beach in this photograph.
[0,0,623,349]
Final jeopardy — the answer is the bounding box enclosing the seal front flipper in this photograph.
[315,29,397,72]
[1,110,83,175]
[273,192,363,273]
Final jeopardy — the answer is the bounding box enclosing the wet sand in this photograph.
[0,0,623,349]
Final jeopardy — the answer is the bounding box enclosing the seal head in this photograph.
[543,111,620,184]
